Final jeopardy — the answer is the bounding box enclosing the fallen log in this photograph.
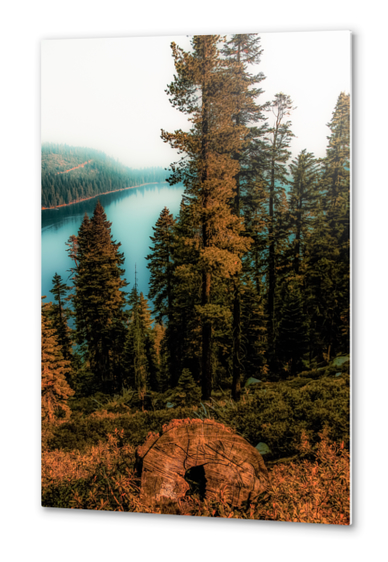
[136,418,269,507]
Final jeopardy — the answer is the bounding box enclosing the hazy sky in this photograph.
[41,31,351,169]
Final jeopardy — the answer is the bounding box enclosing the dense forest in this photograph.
[42,34,350,523]
[41,143,169,208]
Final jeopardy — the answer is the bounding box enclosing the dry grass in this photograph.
[42,428,349,524]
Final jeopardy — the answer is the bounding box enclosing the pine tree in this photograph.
[146,206,178,385]
[125,286,148,407]
[162,35,250,399]
[164,201,203,386]
[153,323,170,392]
[139,292,159,392]
[65,234,79,282]
[174,368,201,407]
[73,201,128,393]
[49,273,73,366]
[146,206,176,324]
[264,93,295,367]
[305,93,350,360]
[287,150,320,275]
[221,33,268,400]
[124,284,159,404]
[41,300,74,443]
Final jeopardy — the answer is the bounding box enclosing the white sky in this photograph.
[41,31,351,169]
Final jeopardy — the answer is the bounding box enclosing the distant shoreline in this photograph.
[41,182,168,210]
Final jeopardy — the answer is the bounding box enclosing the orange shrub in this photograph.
[42,429,350,524]
[252,430,350,524]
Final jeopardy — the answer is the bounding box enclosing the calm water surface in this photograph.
[41,183,184,303]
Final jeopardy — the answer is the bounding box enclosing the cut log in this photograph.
[137,418,269,507]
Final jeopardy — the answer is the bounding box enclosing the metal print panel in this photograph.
[41,31,351,524]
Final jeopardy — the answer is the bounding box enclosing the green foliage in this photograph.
[264,93,295,366]
[229,377,349,459]
[305,93,350,360]
[49,273,73,366]
[49,370,349,465]
[47,406,196,453]
[124,287,159,401]
[174,369,201,407]
[73,202,128,394]
[146,207,176,325]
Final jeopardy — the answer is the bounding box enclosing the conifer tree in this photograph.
[162,35,250,399]
[174,368,201,407]
[146,206,178,385]
[153,323,170,392]
[41,300,74,442]
[287,150,320,275]
[146,206,176,325]
[125,286,148,407]
[264,93,294,367]
[139,292,159,392]
[49,273,73,365]
[125,284,159,404]
[221,33,268,400]
[65,234,79,282]
[306,93,350,360]
[72,202,128,393]
[164,200,203,386]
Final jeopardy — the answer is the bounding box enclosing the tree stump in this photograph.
[137,418,269,507]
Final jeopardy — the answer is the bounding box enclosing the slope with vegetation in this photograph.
[41,143,169,208]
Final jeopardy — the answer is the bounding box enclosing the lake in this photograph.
[41,183,185,304]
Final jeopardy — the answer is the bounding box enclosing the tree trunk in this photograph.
[268,154,276,365]
[201,270,212,400]
[200,38,212,400]
[231,42,242,401]
[137,419,269,508]
[232,281,241,401]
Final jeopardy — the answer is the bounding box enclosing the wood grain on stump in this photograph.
[137,418,268,507]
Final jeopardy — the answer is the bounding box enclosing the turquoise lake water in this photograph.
[41,183,185,304]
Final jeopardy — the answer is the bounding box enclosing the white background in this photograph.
[1,1,386,561]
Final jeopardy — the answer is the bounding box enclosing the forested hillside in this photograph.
[41,144,168,208]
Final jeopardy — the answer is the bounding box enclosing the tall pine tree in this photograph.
[41,300,74,444]
[146,206,176,325]
[306,93,350,360]
[162,35,250,399]
[287,150,320,276]
[49,273,73,366]
[124,283,158,406]
[73,201,128,393]
[264,93,294,368]
[222,33,268,400]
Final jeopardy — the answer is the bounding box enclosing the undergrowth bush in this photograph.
[227,377,349,458]
[48,406,195,452]
[49,376,349,462]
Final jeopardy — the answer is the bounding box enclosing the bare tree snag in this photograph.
[136,419,268,507]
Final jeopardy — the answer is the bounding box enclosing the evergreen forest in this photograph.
[41,143,169,208]
[42,34,350,523]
